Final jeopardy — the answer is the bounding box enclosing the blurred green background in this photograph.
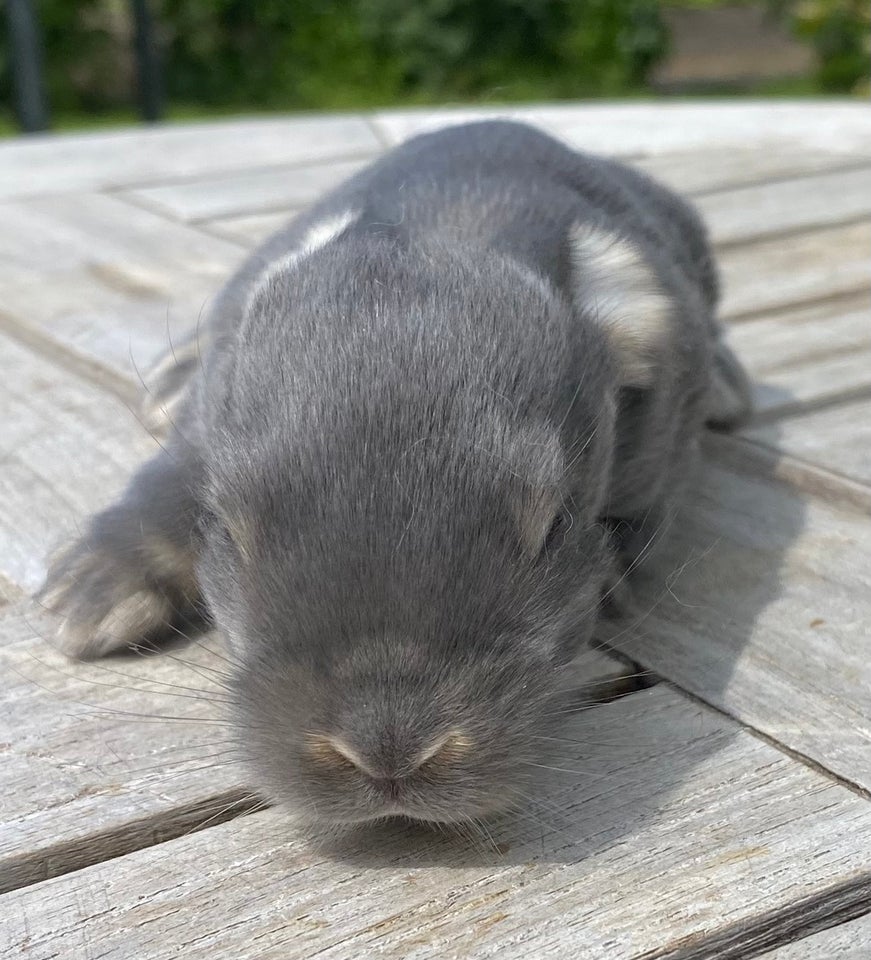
[1,0,868,134]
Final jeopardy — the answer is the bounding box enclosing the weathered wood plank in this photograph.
[0,105,864,208]
[600,436,871,797]
[372,102,871,156]
[204,210,294,246]
[696,166,871,246]
[0,576,25,610]
[760,913,871,958]
[3,110,871,954]
[744,397,871,487]
[0,191,245,379]
[718,221,871,320]
[0,337,157,592]
[0,331,276,879]
[726,294,871,420]
[3,685,871,960]
[0,115,382,200]
[125,157,371,224]
[635,148,869,197]
[0,603,249,894]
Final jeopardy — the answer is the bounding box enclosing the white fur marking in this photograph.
[571,223,672,386]
[247,209,358,308]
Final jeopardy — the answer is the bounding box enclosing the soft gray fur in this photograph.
[39,121,751,825]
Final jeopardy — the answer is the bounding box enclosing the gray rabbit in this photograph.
[40,121,751,824]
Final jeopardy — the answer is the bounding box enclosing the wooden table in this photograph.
[1,101,870,959]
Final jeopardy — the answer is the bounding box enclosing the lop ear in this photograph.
[569,223,673,388]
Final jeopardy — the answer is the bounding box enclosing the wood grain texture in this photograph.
[0,191,245,380]
[696,166,871,246]
[0,115,382,200]
[635,148,869,197]
[599,437,871,797]
[760,913,871,958]
[726,294,871,420]
[744,397,871,487]
[0,336,157,592]
[3,685,871,960]
[372,101,871,156]
[204,210,295,246]
[0,575,25,610]
[718,221,871,320]
[124,158,370,223]
[0,603,249,894]
[2,112,870,952]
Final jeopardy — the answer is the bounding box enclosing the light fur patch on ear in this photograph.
[570,223,672,387]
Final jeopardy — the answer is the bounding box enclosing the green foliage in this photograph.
[158,0,669,108]
[1,0,864,127]
[158,1,406,109]
[0,0,133,119]
[2,0,668,116]
[757,0,868,91]
[672,0,868,93]
[789,0,870,92]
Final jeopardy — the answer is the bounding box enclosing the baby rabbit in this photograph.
[40,121,751,824]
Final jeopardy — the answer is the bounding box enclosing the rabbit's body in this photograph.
[40,121,751,824]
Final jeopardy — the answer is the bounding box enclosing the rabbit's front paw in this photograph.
[38,538,181,660]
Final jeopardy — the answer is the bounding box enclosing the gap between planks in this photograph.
[103,145,381,199]
[596,435,871,801]
[0,785,263,897]
[654,875,871,960]
[5,685,871,959]
[757,906,871,958]
[712,430,871,516]
[0,307,139,408]
[660,678,871,805]
[744,376,871,428]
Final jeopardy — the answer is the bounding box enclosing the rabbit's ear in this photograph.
[569,222,673,388]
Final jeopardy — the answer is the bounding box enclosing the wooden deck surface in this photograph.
[1,100,870,959]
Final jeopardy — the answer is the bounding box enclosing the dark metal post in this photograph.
[131,0,164,122]
[5,0,50,132]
